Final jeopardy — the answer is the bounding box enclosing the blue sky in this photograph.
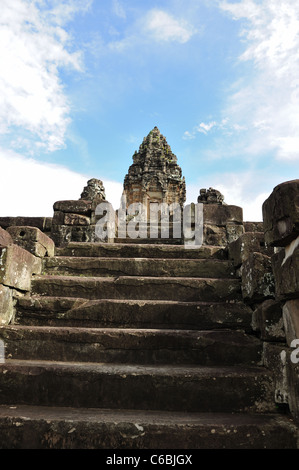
[0,0,298,221]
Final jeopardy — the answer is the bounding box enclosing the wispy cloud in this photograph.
[143,9,197,44]
[112,0,126,20]
[107,7,197,52]
[183,118,243,140]
[0,0,89,154]
[219,0,299,161]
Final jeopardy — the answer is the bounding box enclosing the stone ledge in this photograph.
[203,204,243,225]
[0,217,52,233]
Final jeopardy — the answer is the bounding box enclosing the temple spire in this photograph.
[123,128,186,211]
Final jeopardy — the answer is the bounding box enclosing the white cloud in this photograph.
[196,121,217,134]
[144,9,196,43]
[186,170,275,222]
[107,7,197,54]
[0,148,123,217]
[219,0,299,161]
[48,0,93,26]
[112,0,126,19]
[183,118,243,140]
[183,131,196,140]
[0,0,87,154]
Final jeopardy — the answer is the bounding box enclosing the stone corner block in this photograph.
[203,204,243,226]
[0,227,13,247]
[283,299,299,347]
[271,246,299,301]
[6,226,55,258]
[53,200,94,215]
[241,252,275,304]
[0,284,15,325]
[0,244,41,291]
[252,299,285,341]
[228,232,274,268]
[263,179,299,247]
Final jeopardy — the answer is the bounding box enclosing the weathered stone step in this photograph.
[0,405,297,449]
[16,297,253,330]
[0,360,274,413]
[0,326,262,366]
[56,242,227,260]
[114,237,183,244]
[31,275,242,302]
[44,257,235,278]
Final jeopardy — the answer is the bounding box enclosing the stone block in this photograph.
[283,300,299,347]
[0,227,13,247]
[286,357,299,422]
[203,204,243,226]
[0,244,41,291]
[64,213,90,226]
[53,211,91,227]
[229,232,274,268]
[271,246,299,300]
[226,222,244,244]
[52,211,65,225]
[263,179,299,247]
[51,224,100,246]
[244,221,264,232]
[264,343,299,418]
[241,252,275,304]
[0,217,52,233]
[252,299,285,341]
[203,225,227,246]
[53,200,94,215]
[263,342,289,404]
[7,226,55,258]
[0,285,15,325]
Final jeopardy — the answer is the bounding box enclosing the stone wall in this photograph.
[228,179,299,423]
[262,180,299,421]
[0,226,54,326]
[0,217,52,237]
[184,188,245,247]
[51,179,112,246]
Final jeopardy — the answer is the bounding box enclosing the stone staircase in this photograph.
[0,241,298,449]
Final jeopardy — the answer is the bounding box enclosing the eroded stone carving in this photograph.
[123,127,186,212]
[198,188,224,205]
[80,178,106,202]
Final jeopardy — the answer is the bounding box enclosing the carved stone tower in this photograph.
[123,127,186,214]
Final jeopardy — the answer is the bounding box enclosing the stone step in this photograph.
[56,242,227,260]
[0,326,262,366]
[0,405,297,449]
[0,360,274,413]
[16,297,253,330]
[114,237,183,244]
[31,275,242,302]
[44,257,236,279]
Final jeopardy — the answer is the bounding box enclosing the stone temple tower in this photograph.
[123,127,186,215]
